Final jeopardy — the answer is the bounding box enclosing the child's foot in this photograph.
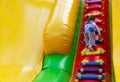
[88,46,94,51]
[86,49,91,52]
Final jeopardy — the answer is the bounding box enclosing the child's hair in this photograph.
[87,15,95,22]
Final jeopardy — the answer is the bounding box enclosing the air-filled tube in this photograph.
[43,0,80,55]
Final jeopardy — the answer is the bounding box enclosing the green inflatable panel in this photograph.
[33,68,70,82]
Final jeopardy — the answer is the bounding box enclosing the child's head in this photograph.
[87,15,95,22]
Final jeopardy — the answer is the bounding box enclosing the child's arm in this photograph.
[93,22,101,36]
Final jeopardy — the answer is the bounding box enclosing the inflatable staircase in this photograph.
[71,0,112,82]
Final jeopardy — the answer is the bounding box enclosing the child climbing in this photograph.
[84,15,101,51]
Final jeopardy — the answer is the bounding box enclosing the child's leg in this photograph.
[84,32,89,47]
[88,45,94,51]
[88,31,96,51]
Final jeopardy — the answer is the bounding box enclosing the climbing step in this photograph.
[80,62,105,66]
[78,68,105,73]
[85,19,103,24]
[75,74,105,80]
[85,4,102,10]
[81,47,105,56]
[95,35,104,44]
[86,0,103,4]
[94,18,104,24]
[85,11,103,17]
[96,38,104,44]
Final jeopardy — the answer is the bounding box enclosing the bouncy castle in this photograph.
[0,0,119,82]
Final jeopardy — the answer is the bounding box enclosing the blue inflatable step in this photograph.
[78,68,105,73]
[80,62,105,66]
[96,39,104,44]
[75,74,105,80]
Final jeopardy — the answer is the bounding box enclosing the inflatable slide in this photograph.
[0,0,120,82]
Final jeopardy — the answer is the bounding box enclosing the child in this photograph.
[84,15,101,51]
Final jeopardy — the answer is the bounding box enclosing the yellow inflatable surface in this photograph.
[43,0,79,55]
[0,0,79,81]
[112,0,120,82]
[0,0,55,82]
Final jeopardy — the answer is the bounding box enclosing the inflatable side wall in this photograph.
[43,0,79,55]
